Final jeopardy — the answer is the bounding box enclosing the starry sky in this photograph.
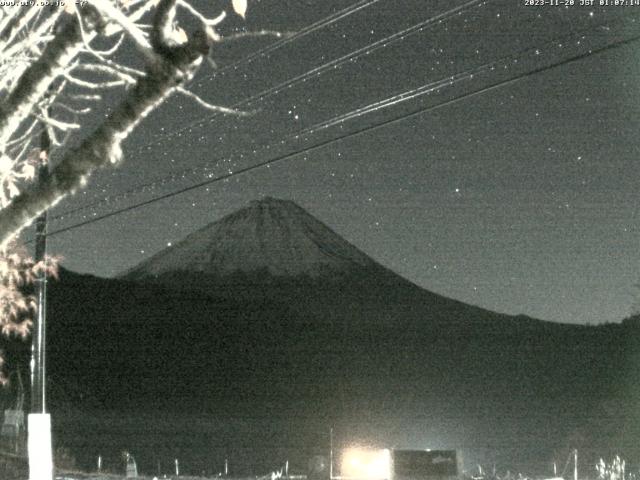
[35,0,640,325]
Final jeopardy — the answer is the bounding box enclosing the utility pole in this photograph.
[330,428,334,480]
[28,125,53,480]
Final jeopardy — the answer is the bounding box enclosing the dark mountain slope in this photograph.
[2,197,636,473]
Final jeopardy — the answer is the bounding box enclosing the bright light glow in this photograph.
[341,448,391,480]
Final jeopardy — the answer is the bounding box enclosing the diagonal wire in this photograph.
[29,31,640,242]
[50,0,493,221]
[48,16,626,224]
[128,0,490,157]
[210,0,385,76]
[133,0,387,149]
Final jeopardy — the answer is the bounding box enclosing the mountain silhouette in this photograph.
[123,197,377,280]
[121,197,524,329]
[2,197,637,474]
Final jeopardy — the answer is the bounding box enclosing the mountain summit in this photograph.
[38,199,640,474]
[123,197,377,280]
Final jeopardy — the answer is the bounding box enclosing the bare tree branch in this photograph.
[0,10,99,149]
[85,0,155,60]
[176,87,249,115]
[0,0,254,348]
[0,0,217,247]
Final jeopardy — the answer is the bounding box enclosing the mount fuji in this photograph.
[123,197,377,280]
[120,196,508,326]
[9,197,637,473]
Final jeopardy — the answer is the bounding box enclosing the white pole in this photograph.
[175,458,180,476]
[225,458,229,476]
[29,126,52,480]
[553,461,557,476]
[330,428,334,480]
[574,449,578,480]
[28,413,53,480]
[98,455,102,472]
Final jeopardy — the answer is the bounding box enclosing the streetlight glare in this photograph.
[341,448,392,480]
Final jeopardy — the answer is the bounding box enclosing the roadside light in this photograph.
[341,448,391,480]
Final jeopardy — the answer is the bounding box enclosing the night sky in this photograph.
[35,0,640,325]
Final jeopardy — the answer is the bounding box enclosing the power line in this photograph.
[49,17,624,223]
[208,0,384,76]
[44,0,386,191]
[133,0,387,151]
[130,0,489,158]
[33,31,640,242]
[49,0,519,222]
[194,0,489,125]
[50,6,492,220]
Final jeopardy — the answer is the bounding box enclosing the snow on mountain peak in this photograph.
[124,197,377,279]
